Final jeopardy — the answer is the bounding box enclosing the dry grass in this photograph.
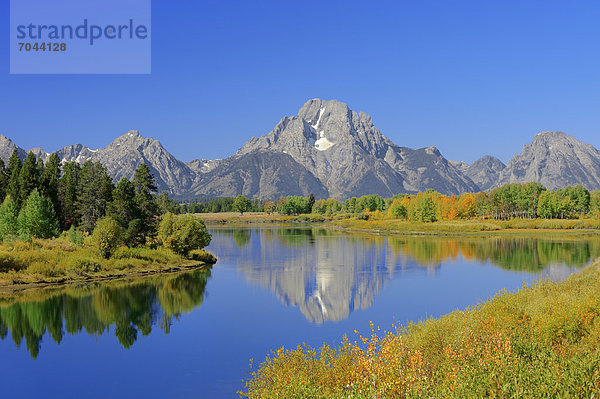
[242,261,600,398]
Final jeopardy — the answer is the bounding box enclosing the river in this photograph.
[1,227,598,398]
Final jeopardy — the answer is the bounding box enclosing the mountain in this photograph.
[0,135,26,163]
[5,104,600,199]
[185,159,222,174]
[451,155,506,191]
[189,151,329,199]
[0,131,196,195]
[91,131,195,195]
[493,131,600,191]
[0,101,480,199]
[231,99,478,198]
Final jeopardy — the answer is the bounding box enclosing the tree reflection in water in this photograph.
[0,269,211,359]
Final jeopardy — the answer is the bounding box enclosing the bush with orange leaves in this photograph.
[241,262,600,398]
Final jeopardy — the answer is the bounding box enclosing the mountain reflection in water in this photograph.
[210,228,600,323]
[0,269,211,359]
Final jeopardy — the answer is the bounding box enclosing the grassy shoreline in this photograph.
[0,261,210,293]
[242,259,600,398]
[0,237,216,289]
[0,264,210,299]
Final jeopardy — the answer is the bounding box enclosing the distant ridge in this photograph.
[491,131,600,191]
[2,102,600,198]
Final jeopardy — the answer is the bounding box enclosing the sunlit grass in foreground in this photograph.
[241,262,600,398]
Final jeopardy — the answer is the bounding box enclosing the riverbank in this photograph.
[0,237,216,289]
[241,258,600,398]
[329,217,600,236]
[200,212,600,236]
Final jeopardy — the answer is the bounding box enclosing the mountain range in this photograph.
[2,99,600,198]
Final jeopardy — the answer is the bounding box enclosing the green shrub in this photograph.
[289,214,325,223]
[17,189,60,240]
[67,226,85,247]
[0,195,19,241]
[65,256,102,273]
[27,261,64,277]
[158,213,211,257]
[189,249,217,263]
[92,216,122,259]
[0,251,26,273]
[124,219,146,247]
[355,213,370,221]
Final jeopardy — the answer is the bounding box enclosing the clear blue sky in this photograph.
[2,0,600,163]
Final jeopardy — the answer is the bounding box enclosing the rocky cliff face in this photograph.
[451,155,506,191]
[0,135,26,163]
[0,132,196,195]
[189,151,329,199]
[185,159,222,174]
[493,131,600,191]
[235,99,478,198]
[1,100,480,198]
[5,105,600,199]
[92,131,195,194]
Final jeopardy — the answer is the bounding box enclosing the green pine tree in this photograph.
[76,161,114,231]
[133,164,159,238]
[18,152,40,206]
[0,195,19,240]
[17,189,60,240]
[0,159,7,202]
[58,161,80,229]
[307,193,316,213]
[156,191,180,214]
[107,177,139,229]
[40,153,61,220]
[6,150,22,208]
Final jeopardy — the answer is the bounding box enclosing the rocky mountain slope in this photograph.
[451,155,506,191]
[0,132,195,195]
[232,99,478,198]
[3,103,600,198]
[492,131,600,191]
[189,151,329,199]
[0,135,26,163]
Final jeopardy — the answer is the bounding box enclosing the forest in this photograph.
[197,182,600,222]
[0,149,213,285]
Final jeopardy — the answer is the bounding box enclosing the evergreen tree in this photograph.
[6,150,22,208]
[156,191,180,214]
[0,159,7,202]
[107,177,138,229]
[0,195,19,240]
[17,189,60,240]
[133,164,158,237]
[40,153,61,218]
[77,161,114,231]
[58,161,80,229]
[18,152,40,206]
[307,193,316,213]
[36,158,45,177]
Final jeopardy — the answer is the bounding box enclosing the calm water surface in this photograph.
[1,227,599,398]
